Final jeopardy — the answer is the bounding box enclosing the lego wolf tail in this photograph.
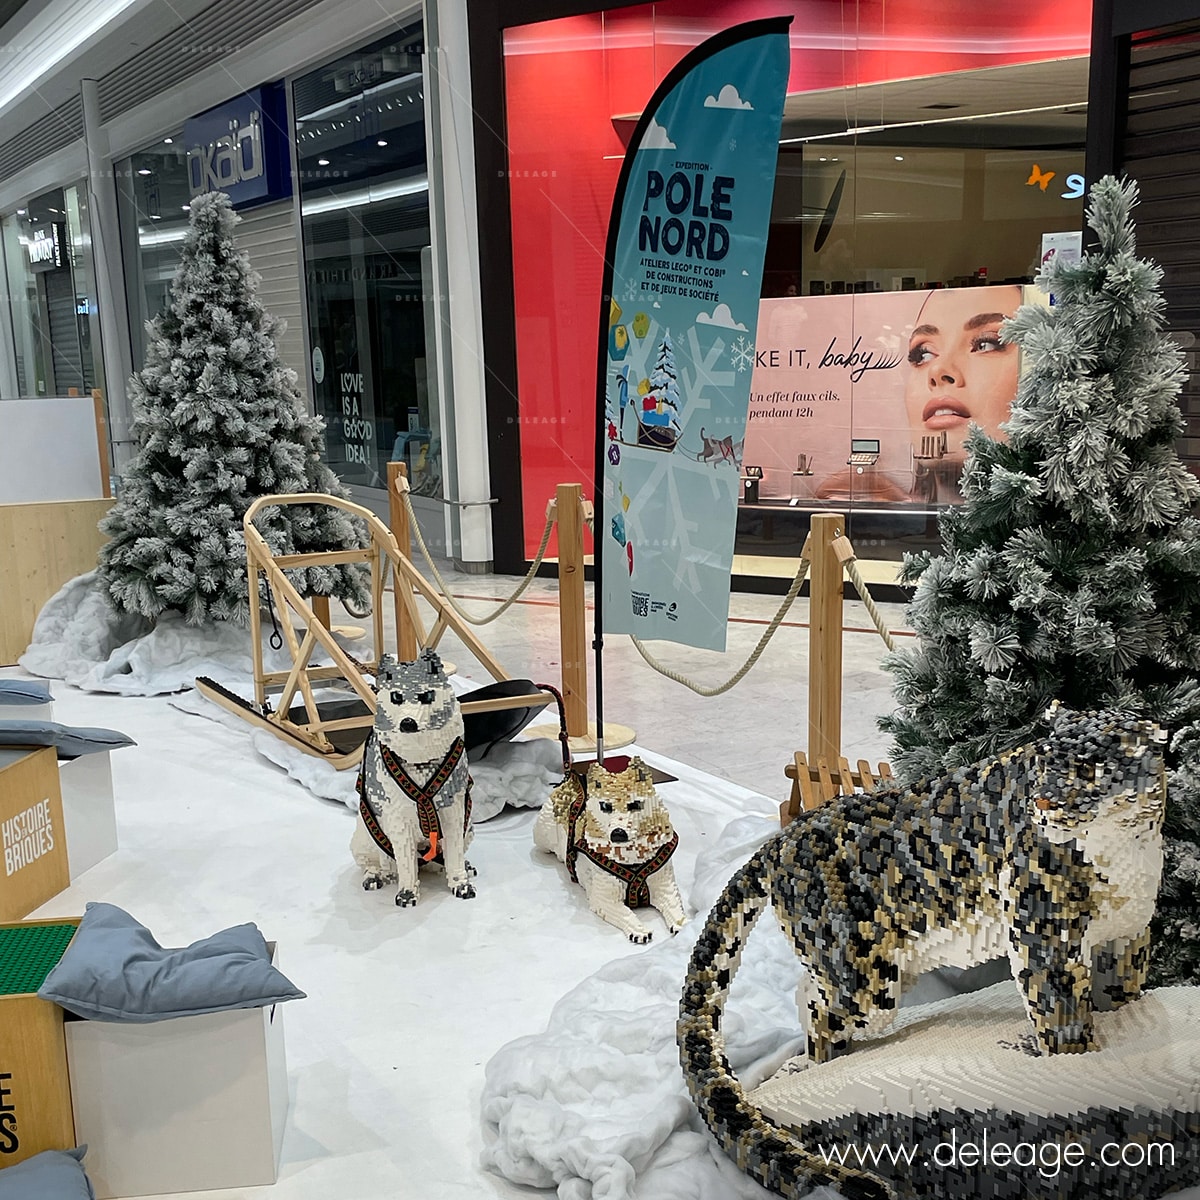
[677,841,895,1200]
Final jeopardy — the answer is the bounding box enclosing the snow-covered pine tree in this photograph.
[881,176,1200,984]
[883,175,1200,775]
[100,191,369,625]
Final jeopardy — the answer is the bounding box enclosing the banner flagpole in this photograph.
[591,17,791,770]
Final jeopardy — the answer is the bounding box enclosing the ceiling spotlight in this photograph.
[182,204,190,211]
[164,137,173,144]
[318,158,330,166]
[377,139,388,147]
[16,208,25,215]
[138,168,152,176]
[149,214,161,220]
[819,157,827,162]
[894,155,904,161]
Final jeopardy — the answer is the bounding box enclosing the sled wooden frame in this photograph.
[194,492,552,769]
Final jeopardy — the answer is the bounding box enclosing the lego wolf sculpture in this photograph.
[678,704,1167,1199]
[351,649,475,907]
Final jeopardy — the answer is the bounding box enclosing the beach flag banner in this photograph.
[596,19,791,651]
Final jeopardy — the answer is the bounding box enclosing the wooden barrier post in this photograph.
[91,390,112,499]
[555,483,589,738]
[808,513,844,766]
[387,461,419,660]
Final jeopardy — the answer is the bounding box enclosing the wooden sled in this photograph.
[195,492,552,770]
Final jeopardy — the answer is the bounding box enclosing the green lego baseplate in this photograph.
[0,922,77,996]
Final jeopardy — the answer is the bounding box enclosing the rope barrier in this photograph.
[628,545,812,696]
[841,555,898,653]
[397,479,557,625]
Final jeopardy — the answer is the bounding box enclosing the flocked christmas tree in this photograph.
[881,176,1200,984]
[100,192,369,625]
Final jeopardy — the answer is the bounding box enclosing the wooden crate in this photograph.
[0,917,80,1166]
[0,748,69,922]
[0,498,111,665]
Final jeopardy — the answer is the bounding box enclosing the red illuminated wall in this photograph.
[503,0,1093,555]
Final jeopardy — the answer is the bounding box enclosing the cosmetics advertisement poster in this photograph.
[742,284,1030,507]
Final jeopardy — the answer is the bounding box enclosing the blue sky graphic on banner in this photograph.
[599,22,789,652]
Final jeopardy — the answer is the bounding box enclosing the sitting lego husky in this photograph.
[535,757,687,942]
[351,649,475,907]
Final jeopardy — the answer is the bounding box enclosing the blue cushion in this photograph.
[37,903,305,1023]
[0,1147,94,1199]
[0,681,52,706]
[0,722,134,759]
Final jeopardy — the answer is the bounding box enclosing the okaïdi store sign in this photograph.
[183,82,292,209]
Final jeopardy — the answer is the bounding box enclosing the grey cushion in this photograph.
[0,721,134,759]
[37,903,305,1023]
[0,680,52,706]
[0,1147,94,1199]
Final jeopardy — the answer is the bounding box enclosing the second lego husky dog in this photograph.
[351,649,475,907]
[535,756,687,942]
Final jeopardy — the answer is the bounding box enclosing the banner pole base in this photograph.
[524,720,636,758]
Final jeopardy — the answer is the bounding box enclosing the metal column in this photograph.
[81,78,135,471]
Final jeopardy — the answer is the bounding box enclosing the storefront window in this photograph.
[500,1,1093,581]
[2,211,48,394]
[293,20,441,497]
[2,183,104,397]
[115,132,191,370]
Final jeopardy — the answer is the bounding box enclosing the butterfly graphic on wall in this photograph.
[1026,164,1056,192]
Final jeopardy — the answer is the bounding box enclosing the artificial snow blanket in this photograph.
[21,571,314,695]
[481,814,1200,1200]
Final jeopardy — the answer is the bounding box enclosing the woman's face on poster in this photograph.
[904,285,1022,464]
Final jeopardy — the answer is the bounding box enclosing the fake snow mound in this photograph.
[20,571,311,695]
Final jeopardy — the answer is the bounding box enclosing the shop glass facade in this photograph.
[294,19,442,498]
[500,1,1093,578]
[115,132,192,371]
[2,183,105,398]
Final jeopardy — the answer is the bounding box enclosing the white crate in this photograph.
[0,701,53,721]
[64,945,289,1198]
[58,752,118,881]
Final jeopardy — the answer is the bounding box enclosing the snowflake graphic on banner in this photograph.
[729,335,755,373]
[623,275,641,302]
[729,138,737,151]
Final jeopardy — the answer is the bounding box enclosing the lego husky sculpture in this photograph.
[351,650,475,906]
[535,756,687,942]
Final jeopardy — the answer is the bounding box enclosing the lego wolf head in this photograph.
[373,649,462,759]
